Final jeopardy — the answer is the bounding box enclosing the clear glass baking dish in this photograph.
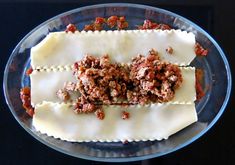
[3,3,231,162]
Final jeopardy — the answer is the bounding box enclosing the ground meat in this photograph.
[116,16,128,30]
[64,82,76,91]
[20,87,34,117]
[129,49,183,103]
[137,67,148,80]
[122,111,130,120]
[69,50,182,117]
[156,24,171,30]
[71,55,131,116]
[82,16,128,31]
[107,16,118,28]
[56,89,70,101]
[95,109,105,120]
[83,17,106,31]
[195,42,208,56]
[83,24,94,31]
[73,50,182,105]
[166,46,173,54]
[73,54,130,104]
[26,67,33,76]
[138,19,171,30]
[74,103,96,113]
[74,96,99,114]
[65,24,77,33]
[95,17,106,24]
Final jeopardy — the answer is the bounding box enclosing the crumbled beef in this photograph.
[73,55,130,104]
[56,89,70,101]
[136,67,148,80]
[138,20,171,30]
[67,50,182,118]
[195,42,208,56]
[156,24,171,30]
[20,87,34,117]
[64,82,76,91]
[83,17,106,31]
[65,24,77,33]
[122,111,130,120]
[128,49,183,103]
[95,109,105,120]
[82,16,128,31]
[74,103,96,113]
[107,16,118,28]
[95,17,106,24]
[166,46,173,54]
[55,50,183,119]
[116,16,129,30]
[74,96,98,114]
[26,67,33,76]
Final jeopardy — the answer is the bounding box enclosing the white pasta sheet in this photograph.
[30,68,78,106]
[31,30,196,68]
[30,67,196,105]
[33,102,197,142]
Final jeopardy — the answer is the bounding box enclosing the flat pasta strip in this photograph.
[33,102,197,142]
[31,30,196,68]
[171,67,196,103]
[30,69,78,106]
[30,67,196,105]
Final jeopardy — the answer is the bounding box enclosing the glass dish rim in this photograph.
[3,3,232,162]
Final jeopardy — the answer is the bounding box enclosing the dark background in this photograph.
[1,0,234,164]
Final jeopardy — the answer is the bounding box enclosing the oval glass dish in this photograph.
[3,3,231,162]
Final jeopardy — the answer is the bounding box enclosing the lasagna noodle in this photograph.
[32,102,197,142]
[31,30,196,68]
[30,67,196,105]
[30,69,78,106]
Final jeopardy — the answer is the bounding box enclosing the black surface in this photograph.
[1,1,234,165]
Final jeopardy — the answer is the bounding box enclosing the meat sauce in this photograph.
[20,87,34,117]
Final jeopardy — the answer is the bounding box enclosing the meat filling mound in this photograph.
[57,49,183,119]
[128,49,182,104]
[73,54,130,104]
